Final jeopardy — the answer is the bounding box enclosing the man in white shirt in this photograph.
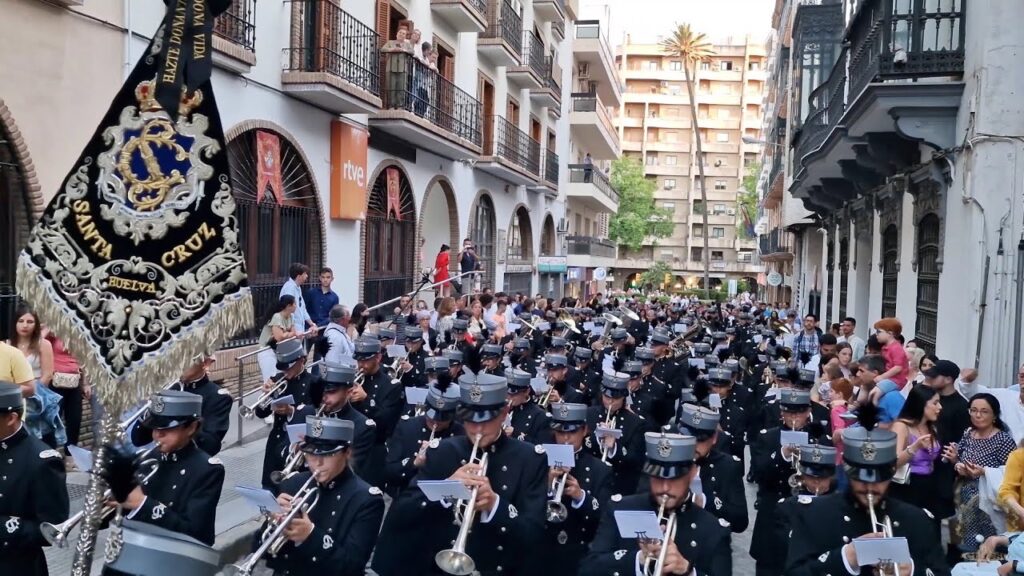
[279,262,315,335]
[324,305,354,365]
[836,316,866,361]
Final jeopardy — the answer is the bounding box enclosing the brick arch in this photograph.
[0,99,43,315]
[360,159,417,303]
[466,190,497,291]
[540,212,556,256]
[0,98,44,228]
[417,175,460,278]
[506,202,535,261]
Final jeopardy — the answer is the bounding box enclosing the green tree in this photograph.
[661,23,715,296]
[639,261,672,292]
[608,156,673,251]
[737,162,761,239]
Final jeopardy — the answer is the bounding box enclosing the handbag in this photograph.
[52,371,81,389]
[892,461,911,484]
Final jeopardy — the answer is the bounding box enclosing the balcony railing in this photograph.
[523,33,547,80]
[380,53,483,146]
[544,149,559,186]
[567,235,617,259]
[571,93,616,136]
[284,1,380,97]
[758,227,793,257]
[545,56,562,94]
[552,19,565,39]
[486,116,540,175]
[214,0,256,51]
[483,0,523,56]
[574,19,615,70]
[466,0,488,14]
[568,164,620,205]
[794,0,965,162]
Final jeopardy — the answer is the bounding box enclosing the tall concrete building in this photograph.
[612,36,766,291]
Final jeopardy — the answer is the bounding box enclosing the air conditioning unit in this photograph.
[664,184,675,190]
[556,218,569,233]
[726,208,736,216]
[577,63,590,79]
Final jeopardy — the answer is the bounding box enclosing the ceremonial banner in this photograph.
[16,0,252,414]
[255,130,283,204]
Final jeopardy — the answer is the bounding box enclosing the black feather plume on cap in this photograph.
[856,401,879,432]
[435,371,453,393]
[314,335,332,359]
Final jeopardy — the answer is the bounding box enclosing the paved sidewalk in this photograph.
[45,436,268,575]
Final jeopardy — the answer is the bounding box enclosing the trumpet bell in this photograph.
[40,521,68,547]
[546,501,568,523]
[558,311,581,335]
[619,305,640,322]
[435,549,476,576]
[269,470,292,485]
[602,312,623,326]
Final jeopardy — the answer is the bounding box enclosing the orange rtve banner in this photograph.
[330,120,369,220]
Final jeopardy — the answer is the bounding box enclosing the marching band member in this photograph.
[580,432,732,575]
[442,348,467,380]
[509,337,538,377]
[373,373,548,576]
[676,404,749,533]
[263,418,384,576]
[256,340,316,491]
[0,381,68,576]
[479,343,504,376]
[772,443,838,567]
[785,414,948,575]
[175,354,232,457]
[543,402,611,574]
[385,380,463,494]
[449,319,481,374]
[650,328,686,399]
[399,325,429,388]
[350,338,404,489]
[706,366,750,466]
[567,347,602,405]
[541,353,585,405]
[309,364,376,478]
[622,359,658,423]
[505,368,553,444]
[587,371,650,495]
[112,390,224,545]
[749,389,831,576]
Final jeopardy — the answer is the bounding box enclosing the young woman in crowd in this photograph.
[7,304,64,449]
[889,384,944,536]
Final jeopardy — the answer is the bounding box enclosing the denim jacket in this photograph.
[24,380,67,447]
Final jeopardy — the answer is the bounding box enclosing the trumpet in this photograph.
[389,357,412,385]
[599,409,617,464]
[786,444,803,495]
[41,442,162,547]
[866,492,896,575]
[546,469,569,523]
[118,380,183,431]
[538,376,557,409]
[353,368,366,388]
[520,317,539,338]
[643,494,678,576]
[226,472,321,576]
[435,434,490,575]
[271,446,306,485]
[239,360,326,418]
[416,426,440,461]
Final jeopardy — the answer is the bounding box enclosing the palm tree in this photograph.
[661,24,716,298]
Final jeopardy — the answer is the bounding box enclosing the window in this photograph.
[690,247,703,260]
[749,61,761,71]
[720,61,733,71]
[669,61,682,71]
[693,201,705,214]
[660,250,674,259]
[693,224,704,236]
[700,61,711,71]
[646,61,659,70]
[663,178,676,190]
[665,155,677,166]
[662,202,676,212]
[738,251,753,262]
[716,132,729,142]
[711,250,724,260]
[712,227,725,238]
[714,180,727,191]
[713,203,726,214]
[646,154,657,166]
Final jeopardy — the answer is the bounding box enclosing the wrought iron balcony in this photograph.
[478,116,540,184]
[213,0,256,51]
[568,163,620,208]
[508,33,546,88]
[430,0,488,33]
[374,53,483,156]
[567,236,617,259]
[480,0,523,66]
[544,149,559,186]
[282,0,382,114]
[758,227,794,261]
[794,0,965,165]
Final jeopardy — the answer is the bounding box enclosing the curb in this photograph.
[215,517,263,570]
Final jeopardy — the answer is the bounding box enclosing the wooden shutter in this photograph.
[375,0,390,47]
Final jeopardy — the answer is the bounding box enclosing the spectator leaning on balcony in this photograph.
[583,152,593,182]
[382,27,414,109]
[414,40,432,117]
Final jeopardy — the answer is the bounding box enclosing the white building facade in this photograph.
[1,0,580,344]
[759,0,1024,384]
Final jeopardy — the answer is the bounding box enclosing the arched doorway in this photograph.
[881,224,899,319]
[915,214,940,353]
[538,214,561,301]
[419,178,459,286]
[469,193,496,292]
[364,163,416,309]
[504,206,534,295]
[0,103,40,340]
[226,126,325,346]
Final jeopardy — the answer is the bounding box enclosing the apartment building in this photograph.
[759,0,1024,382]
[613,36,765,290]
[563,12,622,300]
[0,0,580,341]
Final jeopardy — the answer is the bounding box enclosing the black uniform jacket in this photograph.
[180,374,232,456]
[508,400,552,444]
[543,448,612,575]
[322,403,377,486]
[384,415,465,494]
[786,491,950,576]
[257,401,316,492]
[579,492,733,576]
[263,467,385,576]
[0,426,68,576]
[697,448,749,533]
[372,433,548,576]
[129,442,224,545]
[585,405,650,495]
